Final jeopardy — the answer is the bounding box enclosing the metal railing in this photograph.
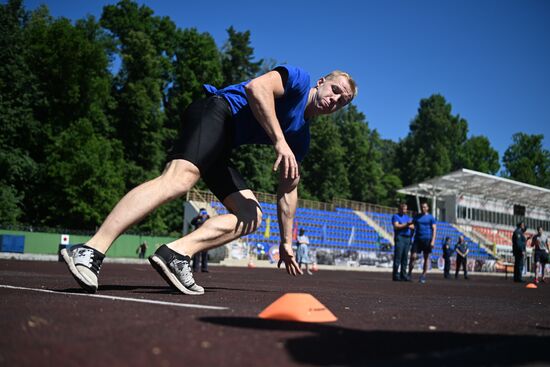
[190,189,397,214]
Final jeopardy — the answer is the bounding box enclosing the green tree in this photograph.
[101,0,176,182]
[42,119,126,228]
[457,135,500,174]
[165,28,223,140]
[0,0,39,223]
[100,0,183,232]
[335,106,382,202]
[398,94,467,185]
[24,11,114,138]
[221,26,262,86]
[9,4,117,226]
[301,116,349,202]
[502,133,550,188]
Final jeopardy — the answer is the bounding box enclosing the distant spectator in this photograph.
[531,226,549,284]
[296,229,313,275]
[455,236,469,280]
[512,222,529,283]
[191,208,210,273]
[442,237,453,279]
[409,202,437,284]
[391,203,413,281]
[136,241,148,259]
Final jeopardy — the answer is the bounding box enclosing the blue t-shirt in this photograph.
[391,213,412,236]
[413,213,436,240]
[203,65,311,162]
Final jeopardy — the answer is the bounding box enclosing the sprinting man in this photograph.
[531,226,549,284]
[61,65,357,294]
[408,202,437,284]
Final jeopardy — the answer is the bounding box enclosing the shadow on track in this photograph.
[55,285,173,293]
[200,316,550,366]
[205,286,277,293]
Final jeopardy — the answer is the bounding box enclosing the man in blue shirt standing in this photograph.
[61,65,357,295]
[408,202,437,284]
[392,203,414,281]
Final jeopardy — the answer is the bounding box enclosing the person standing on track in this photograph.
[296,228,313,275]
[61,65,357,294]
[442,236,453,279]
[531,226,549,284]
[454,235,469,280]
[136,241,148,259]
[391,203,413,281]
[190,208,210,273]
[512,221,528,283]
[408,202,437,284]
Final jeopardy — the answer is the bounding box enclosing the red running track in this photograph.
[1,259,550,366]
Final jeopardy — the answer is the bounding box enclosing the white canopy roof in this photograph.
[398,169,550,210]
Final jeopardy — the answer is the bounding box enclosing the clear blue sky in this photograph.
[23,0,550,164]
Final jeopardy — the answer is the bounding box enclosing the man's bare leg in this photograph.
[408,253,417,276]
[422,252,430,276]
[86,160,200,253]
[166,189,263,256]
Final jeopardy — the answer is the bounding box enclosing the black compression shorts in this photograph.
[166,96,249,201]
[534,250,549,264]
[411,238,432,254]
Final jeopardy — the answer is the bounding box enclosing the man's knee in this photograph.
[234,204,263,236]
[159,160,200,199]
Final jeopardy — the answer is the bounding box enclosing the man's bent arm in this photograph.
[245,71,286,145]
[393,222,410,231]
[245,71,299,179]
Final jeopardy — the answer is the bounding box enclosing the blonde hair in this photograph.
[324,70,358,98]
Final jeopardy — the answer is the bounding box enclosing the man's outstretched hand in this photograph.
[277,242,303,276]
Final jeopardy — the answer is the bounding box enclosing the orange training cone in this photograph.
[258,293,337,323]
[526,283,538,289]
[311,263,319,272]
[247,260,256,268]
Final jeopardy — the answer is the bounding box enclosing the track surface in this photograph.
[1,259,550,366]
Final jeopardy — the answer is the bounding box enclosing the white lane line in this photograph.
[0,284,228,310]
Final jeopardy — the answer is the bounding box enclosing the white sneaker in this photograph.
[148,245,204,295]
[61,244,105,293]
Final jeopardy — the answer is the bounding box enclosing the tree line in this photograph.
[1,0,549,235]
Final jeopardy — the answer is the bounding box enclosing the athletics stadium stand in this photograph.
[209,200,492,261]
[210,201,389,252]
[472,226,513,246]
[367,212,394,235]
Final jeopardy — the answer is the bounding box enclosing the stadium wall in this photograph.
[0,230,177,258]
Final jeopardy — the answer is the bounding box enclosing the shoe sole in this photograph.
[148,255,204,295]
[60,248,98,294]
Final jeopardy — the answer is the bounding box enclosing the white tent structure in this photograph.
[398,169,550,229]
